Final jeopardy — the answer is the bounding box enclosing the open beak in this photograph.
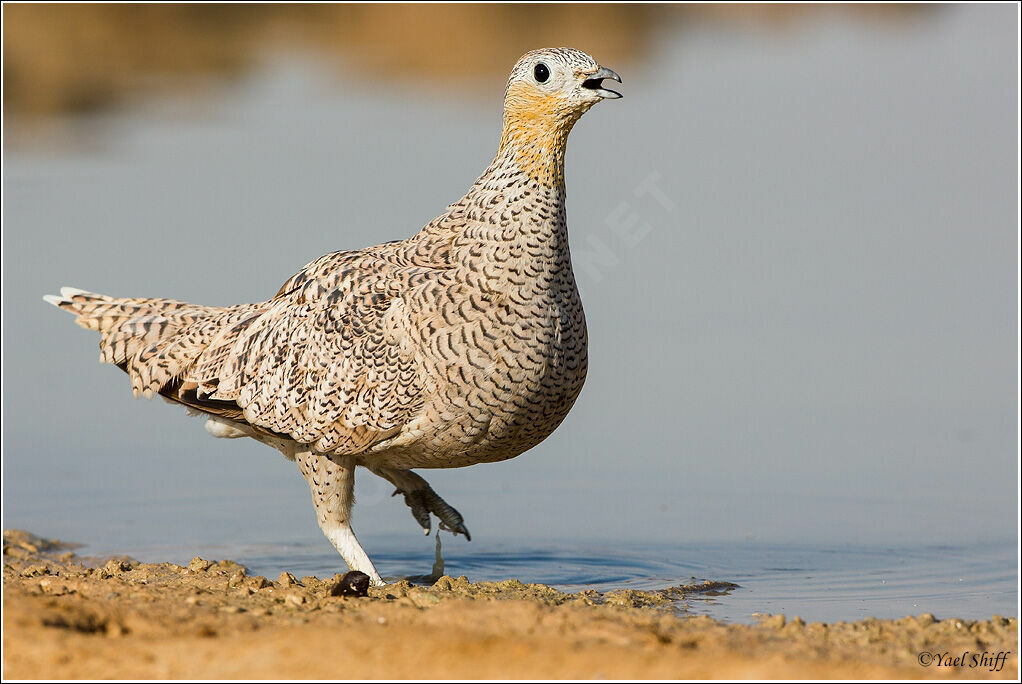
[581,67,622,99]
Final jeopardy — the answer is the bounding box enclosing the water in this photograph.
[3,5,1017,624]
[72,535,1015,624]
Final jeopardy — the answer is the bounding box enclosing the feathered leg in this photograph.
[364,464,471,540]
[296,449,383,586]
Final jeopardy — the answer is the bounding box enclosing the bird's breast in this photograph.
[376,260,587,469]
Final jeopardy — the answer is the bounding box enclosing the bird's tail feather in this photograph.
[44,286,235,398]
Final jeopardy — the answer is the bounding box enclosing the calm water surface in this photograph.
[74,536,1016,625]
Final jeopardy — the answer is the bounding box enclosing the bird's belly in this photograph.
[369,302,588,470]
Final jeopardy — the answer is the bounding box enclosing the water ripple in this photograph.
[102,536,1017,624]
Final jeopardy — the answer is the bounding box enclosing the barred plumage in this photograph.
[45,47,621,584]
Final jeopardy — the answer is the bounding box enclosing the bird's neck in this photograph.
[422,104,587,254]
[493,85,588,188]
[495,119,573,189]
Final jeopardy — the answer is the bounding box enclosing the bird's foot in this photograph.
[393,485,471,541]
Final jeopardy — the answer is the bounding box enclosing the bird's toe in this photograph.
[395,483,469,540]
[400,490,433,535]
[422,488,470,541]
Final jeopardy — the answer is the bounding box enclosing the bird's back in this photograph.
[47,188,587,468]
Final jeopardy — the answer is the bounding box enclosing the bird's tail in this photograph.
[43,286,234,398]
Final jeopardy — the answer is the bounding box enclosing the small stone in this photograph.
[103,559,131,574]
[278,571,299,587]
[250,576,271,590]
[917,613,936,627]
[328,571,370,597]
[228,570,246,588]
[188,557,210,573]
[185,595,200,605]
[214,560,245,575]
[759,614,786,629]
[380,580,410,599]
[21,564,50,577]
[285,592,306,607]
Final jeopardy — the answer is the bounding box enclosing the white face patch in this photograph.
[505,47,603,108]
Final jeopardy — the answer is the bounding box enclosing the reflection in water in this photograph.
[4,3,926,120]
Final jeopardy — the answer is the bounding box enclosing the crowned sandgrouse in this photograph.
[45,47,621,584]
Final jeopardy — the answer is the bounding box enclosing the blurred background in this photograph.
[2,4,1018,613]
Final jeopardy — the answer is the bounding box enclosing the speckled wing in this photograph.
[183,251,433,455]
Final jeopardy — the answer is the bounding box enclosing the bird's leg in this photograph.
[295,449,384,586]
[364,464,471,540]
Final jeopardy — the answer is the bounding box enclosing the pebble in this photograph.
[328,571,370,597]
[103,559,131,574]
[249,576,271,590]
[188,557,210,573]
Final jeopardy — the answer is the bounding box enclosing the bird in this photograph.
[44,47,621,585]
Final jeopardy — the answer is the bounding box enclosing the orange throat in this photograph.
[497,81,591,188]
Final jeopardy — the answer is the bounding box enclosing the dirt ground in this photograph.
[2,530,1016,680]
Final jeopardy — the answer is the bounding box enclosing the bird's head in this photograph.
[499,47,621,186]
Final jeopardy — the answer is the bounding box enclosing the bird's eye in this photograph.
[534,63,550,83]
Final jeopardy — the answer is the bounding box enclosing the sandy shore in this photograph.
[2,530,1016,679]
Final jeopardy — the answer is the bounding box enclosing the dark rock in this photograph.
[328,570,370,597]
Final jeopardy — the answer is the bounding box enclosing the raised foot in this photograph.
[394,486,471,541]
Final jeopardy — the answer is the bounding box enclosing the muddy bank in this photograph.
[2,531,1016,679]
